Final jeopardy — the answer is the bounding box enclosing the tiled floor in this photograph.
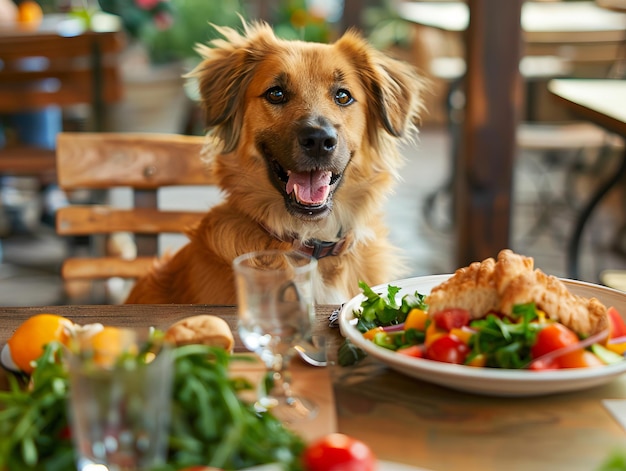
[1,125,624,307]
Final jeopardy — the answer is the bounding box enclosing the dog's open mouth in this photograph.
[271,160,342,218]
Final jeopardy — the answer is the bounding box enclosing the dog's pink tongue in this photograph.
[286,170,332,205]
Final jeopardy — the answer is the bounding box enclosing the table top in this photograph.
[548,78,626,137]
[597,0,626,13]
[397,1,626,43]
[1,303,626,470]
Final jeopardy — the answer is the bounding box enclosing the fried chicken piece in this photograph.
[425,249,608,337]
[493,249,534,294]
[499,269,608,336]
[425,256,499,319]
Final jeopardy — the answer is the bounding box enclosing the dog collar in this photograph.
[259,223,353,260]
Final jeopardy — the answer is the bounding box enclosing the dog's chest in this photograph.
[314,274,348,305]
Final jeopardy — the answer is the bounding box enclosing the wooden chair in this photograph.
[0,25,125,183]
[55,132,217,303]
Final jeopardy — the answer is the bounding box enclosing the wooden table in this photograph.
[548,78,626,280]
[597,0,626,13]
[397,1,626,42]
[2,304,626,471]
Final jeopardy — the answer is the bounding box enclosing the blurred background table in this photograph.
[548,78,626,284]
[395,1,626,269]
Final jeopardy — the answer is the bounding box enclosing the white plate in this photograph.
[339,275,626,397]
[244,461,427,471]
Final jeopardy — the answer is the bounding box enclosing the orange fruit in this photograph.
[17,0,43,26]
[6,314,73,374]
[87,326,138,367]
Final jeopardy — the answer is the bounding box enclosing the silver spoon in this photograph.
[294,335,327,367]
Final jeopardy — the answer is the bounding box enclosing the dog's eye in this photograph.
[335,89,353,106]
[265,87,286,104]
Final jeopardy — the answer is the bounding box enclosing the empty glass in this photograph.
[233,250,318,422]
[65,327,173,471]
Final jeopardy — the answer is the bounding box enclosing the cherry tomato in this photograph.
[608,307,626,340]
[302,433,376,471]
[531,323,579,359]
[426,334,469,364]
[432,308,470,331]
[397,344,425,358]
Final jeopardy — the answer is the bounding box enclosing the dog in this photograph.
[125,21,426,305]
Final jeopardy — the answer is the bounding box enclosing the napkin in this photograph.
[603,399,626,432]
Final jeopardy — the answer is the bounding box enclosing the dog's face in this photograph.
[190,22,425,239]
[242,43,369,221]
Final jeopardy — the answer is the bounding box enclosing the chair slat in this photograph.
[55,132,220,295]
[56,206,204,235]
[62,257,156,280]
[56,133,215,189]
[0,67,122,112]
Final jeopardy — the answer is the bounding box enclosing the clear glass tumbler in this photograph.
[233,250,318,422]
[65,327,173,471]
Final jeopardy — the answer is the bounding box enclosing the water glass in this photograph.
[233,250,318,422]
[65,327,173,471]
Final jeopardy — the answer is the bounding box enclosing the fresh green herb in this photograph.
[338,282,427,366]
[0,341,74,471]
[0,341,306,471]
[598,451,626,471]
[337,339,367,366]
[467,303,542,368]
[356,280,426,332]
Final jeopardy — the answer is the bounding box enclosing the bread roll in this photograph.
[165,315,234,352]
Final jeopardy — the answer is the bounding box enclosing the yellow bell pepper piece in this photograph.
[363,326,384,341]
[467,353,487,367]
[404,308,428,332]
[450,327,473,345]
[606,341,626,355]
[425,320,445,347]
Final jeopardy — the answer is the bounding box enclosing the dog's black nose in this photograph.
[298,124,337,158]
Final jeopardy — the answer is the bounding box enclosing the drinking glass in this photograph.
[233,250,318,422]
[65,327,173,471]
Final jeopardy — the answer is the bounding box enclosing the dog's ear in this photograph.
[335,30,427,145]
[188,22,274,153]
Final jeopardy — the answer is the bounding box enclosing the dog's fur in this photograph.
[125,21,426,305]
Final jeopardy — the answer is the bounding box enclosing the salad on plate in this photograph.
[342,249,626,371]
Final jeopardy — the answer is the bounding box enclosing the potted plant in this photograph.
[96,0,249,133]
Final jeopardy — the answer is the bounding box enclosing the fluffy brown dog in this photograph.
[125,21,425,305]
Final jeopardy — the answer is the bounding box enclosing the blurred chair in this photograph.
[55,132,217,303]
[0,24,124,230]
[422,53,624,237]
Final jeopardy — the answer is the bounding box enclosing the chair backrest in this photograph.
[0,27,124,115]
[0,24,125,180]
[55,132,217,283]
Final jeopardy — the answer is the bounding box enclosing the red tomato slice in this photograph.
[426,334,469,364]
[432,308,471,331]
[608,307,626,340]
[531,323,579,359]
[302,433,376,471]
[397,344,425,358]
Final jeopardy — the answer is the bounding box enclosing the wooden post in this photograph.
[455,0,524,266]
